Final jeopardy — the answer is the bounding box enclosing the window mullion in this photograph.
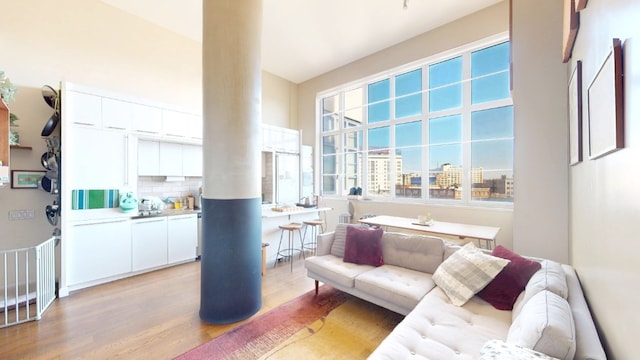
[462,52,473,205]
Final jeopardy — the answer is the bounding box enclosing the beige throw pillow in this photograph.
[433,242,510,306]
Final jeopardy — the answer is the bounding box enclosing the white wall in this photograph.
[567,0,640,358]
[298,2,515,249]
[510,1,569,263]
[0,0,296,250]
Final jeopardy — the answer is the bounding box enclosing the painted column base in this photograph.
[199,197,262,324]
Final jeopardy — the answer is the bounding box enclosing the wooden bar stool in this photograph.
[302,219,325,256]
[274,223,304,272]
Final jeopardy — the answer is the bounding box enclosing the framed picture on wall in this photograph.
[11,170,46,189]
[588,38,624,159]
[569,60,583,165]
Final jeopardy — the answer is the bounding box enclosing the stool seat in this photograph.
[303,219,324,226]
[279,223,303,231]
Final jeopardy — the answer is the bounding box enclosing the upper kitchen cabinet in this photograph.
[187,114,203,141]
[132,103,162,135]
[65,90,101,127]
[138,140,202,177]
[182,144,202,176]
[102,98,132,131]
[159,142,183,176]
[162,109,189,139]
[138,139,161,176]
[262,124,300,153]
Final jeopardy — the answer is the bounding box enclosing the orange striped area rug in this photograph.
[176,286,403,359]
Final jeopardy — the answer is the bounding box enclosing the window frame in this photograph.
[316,33,513,209]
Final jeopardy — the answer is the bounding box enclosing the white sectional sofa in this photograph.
[304,224,606,360]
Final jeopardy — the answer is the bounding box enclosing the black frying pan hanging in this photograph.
[41,85,60,137]
[41,111,60,136]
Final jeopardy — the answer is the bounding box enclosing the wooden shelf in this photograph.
[9,145,33,150]
[10,145,32,150]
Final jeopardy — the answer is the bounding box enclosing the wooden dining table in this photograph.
[358,215,500,249]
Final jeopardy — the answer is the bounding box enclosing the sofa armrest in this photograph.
[316,231,335,256]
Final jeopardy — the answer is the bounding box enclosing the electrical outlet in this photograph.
[8,210,35,221]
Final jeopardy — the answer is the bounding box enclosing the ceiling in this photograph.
[101,0,502,84]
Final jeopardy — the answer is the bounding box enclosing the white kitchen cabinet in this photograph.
[187,114,203,141]
[159,142,183,176]
[167,214,197,263]
[66,218,132,287]
[66,90,102,126]
[65,126,133,189]
[102,98,132,131]
[138,141,202,177]
[162,109,189,139]
[132,217,168,271]
[262,125,300,153]
[138,140,160,176]
[182,144,202,177]
[132,103,162,135]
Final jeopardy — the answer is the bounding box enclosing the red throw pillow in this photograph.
[343,226,384,267]
[477,245,541,310]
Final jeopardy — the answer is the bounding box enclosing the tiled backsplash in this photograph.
[137,176,202,206]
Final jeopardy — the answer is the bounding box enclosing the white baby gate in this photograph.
[1,236,57,328]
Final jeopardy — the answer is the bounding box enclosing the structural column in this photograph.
[200,0,263,324]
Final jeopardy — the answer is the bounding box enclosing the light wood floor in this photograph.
[0,256,314,360]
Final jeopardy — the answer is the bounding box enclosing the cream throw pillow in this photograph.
[433,242,510,306]
[507,290,576,360]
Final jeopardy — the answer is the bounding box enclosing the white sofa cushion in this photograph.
[368,287,512,359]
[304,255,372,288]
[507,290,576,360]
[381,232,444,273]
[513,260,569,320]
[355,264,436,311]
[480,339,560,360]
[433,243,510,306]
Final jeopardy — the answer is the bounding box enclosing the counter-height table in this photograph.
[261,206,332,266]
[359,215,500,249]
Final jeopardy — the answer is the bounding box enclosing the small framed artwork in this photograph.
[11,170,46,189]
[569,60,583,165]
[588,38,624,160]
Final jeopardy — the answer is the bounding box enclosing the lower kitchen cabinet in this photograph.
[132,217,168,271]
[67,218,132,287]
[168,214,197,263]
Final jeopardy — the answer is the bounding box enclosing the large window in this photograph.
[319,36,513,205]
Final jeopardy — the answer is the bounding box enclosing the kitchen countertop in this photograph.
[131,208,201,220]
[261,206,331,218]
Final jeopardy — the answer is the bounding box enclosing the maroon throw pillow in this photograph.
[477,245,541,310]
[343,226,384,267]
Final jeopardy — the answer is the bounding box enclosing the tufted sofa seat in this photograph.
[304,224,606,360]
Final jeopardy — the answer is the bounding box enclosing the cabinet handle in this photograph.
[73,218,129,226]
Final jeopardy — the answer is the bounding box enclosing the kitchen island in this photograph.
[261,206,331,267]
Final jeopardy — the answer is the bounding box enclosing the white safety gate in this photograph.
[1,236,57,328]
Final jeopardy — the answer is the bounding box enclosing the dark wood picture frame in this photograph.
[569,60,583,165]
[11,170,45,189]
[576,0,588,11]
[588,38,624,159]
[562,0,579,63]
